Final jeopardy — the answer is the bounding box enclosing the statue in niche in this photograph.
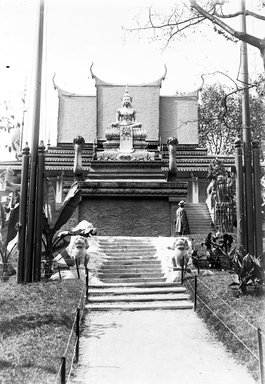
[73,135,85,180]
[103,87,149,159]
[111,88,142,129]
[167,137,178,182]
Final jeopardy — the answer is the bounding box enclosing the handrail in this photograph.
[186,275,264,384]
[55,281,87,384]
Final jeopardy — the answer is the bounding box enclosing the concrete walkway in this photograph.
[69,309,256,384]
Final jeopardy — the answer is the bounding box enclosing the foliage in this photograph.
[0,166,20,187]
[42,180,82,275]
[132,1,265,68]
[0,204,19,281]
[0,278,84,384]
[199,83,265,155]
[230,248,265,294]
[207,157,227,179]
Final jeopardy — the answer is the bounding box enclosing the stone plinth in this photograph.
[97,150,155,161]
[86,160,166,182]
[65,178,188,237]
[103,124,149,160]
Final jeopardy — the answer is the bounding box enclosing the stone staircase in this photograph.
[86,237,193,311]
[185,203,213,234]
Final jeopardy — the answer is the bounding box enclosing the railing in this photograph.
[185,274,265,384]
[55,267,89,384]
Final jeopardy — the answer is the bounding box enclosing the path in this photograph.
[69,309,256,384]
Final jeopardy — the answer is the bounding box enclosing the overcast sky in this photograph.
[0,0,264,150]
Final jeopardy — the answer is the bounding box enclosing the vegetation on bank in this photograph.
[185,271,265,382]
[0,277,84,384]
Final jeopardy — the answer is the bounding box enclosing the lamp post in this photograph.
[25,0,44,282]
[240,0,254,254]
[234,137,246,248]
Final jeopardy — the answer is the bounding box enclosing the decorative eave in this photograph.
[90,62,167,88]
[0,162,22,171]
[175,74,204,97]
[52,73,91,97]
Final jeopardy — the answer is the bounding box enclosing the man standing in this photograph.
[176,200,190,235]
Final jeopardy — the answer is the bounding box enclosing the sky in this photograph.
[0,0,264,153]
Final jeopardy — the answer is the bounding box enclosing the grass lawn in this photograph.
[185,270,265,382]
[0,276,85,384]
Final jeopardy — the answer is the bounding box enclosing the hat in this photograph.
[178,200,185,206]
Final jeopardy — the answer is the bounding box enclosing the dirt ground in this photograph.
[69,309,257,384]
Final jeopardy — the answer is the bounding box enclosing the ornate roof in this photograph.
[90,63,167,88]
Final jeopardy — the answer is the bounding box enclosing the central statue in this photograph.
[111,89,142,129]
[99,87,154,161]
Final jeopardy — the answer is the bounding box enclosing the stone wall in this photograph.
[79,197,172,237]
[55,87,198,146]
[57,95,96,143]
[159,95,198,145]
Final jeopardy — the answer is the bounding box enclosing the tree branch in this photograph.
[126,7,204,32]
[189,0,264,50]
[213,9,265,21]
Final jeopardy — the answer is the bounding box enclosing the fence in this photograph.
[184,274,265,384]
[55,274,88,384]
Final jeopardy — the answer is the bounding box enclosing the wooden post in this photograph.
[194,275,197,311]
[181,262,184,285]
[61,356,66,384]
[75,258,80,279]
[17,145,30,283]
[75,308,80,363]
[258,328,264,384]
[234,137,246,249]
[85,264,89,297]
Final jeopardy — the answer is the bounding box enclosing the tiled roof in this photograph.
[0,143,234,179]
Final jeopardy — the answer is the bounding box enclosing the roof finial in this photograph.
[122,84,132,101]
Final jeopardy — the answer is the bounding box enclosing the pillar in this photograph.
[252,139,263,260]
[234,137,246,248]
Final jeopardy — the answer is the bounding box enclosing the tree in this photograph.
[189,0,265,69]
[0,204,19,281]
[132,1,265,69]
[199,83,265,155]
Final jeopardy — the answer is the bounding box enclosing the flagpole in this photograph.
[25,0,44,282]
[240,0,254,255]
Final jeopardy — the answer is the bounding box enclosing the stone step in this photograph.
[99,247,156,256]
[100,266,162,273]
[98,240,156,251]
[101,277,167,283]
[102,254,158,259]
[85,301,193,311]
[103,260,159,265]
[98,272,165,279]
[88,293,189,302]
[98,239,155,243]
[188,219,211,223]
[186,207,209,210]
[184,204,213,234]
[89,281,181,288]
[188,217,211,221]
[88,286,186,295]
[103,261,161,267]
